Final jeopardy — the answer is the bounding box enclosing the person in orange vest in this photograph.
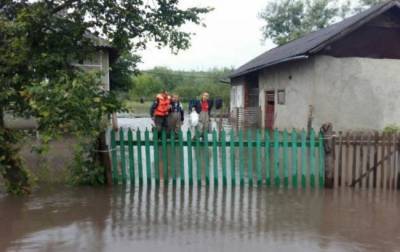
[150,90,171,133]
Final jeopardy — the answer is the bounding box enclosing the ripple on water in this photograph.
[0,185,399,252]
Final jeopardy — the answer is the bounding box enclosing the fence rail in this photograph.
[109,128,325,188]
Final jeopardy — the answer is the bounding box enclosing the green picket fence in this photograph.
[110,128,325,188]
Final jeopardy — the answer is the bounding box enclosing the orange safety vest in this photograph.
[154,94,171,117]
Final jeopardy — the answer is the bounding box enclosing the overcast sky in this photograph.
[138,0,275,71]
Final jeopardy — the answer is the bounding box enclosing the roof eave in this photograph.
[229,55,309,80]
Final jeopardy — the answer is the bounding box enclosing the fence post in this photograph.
[110,129,118,184]
[236,108,240,132]
[320,123,335,188]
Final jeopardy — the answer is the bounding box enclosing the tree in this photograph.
[259,0,385,46]
[130,73,164,99]
[110,52,141,92]
[127,67,232,101]
[0,1,211,194]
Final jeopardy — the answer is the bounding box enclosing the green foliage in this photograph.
[68,143,106,186]
[0,0,210,194]
[259,0,385,46]
[27,71,120,139]
[127,67,232,108]
[110,52,141,92]
[130,73,164,99]
[0,129,31,195]
[259,0,345,46]
[383,124,400,134]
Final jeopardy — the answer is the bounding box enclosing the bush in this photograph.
[383,124,400,134]
[68,142,105,186]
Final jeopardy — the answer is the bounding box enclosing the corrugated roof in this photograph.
[230,0,400,78]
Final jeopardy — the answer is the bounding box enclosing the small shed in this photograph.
[230,0,400,131]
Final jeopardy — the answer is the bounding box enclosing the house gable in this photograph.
[321,7,400,59]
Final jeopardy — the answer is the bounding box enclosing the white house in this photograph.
[230,0,400,131]
[4,35,117,129]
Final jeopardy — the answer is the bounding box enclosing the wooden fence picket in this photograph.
[204,130,209,185]
[283,130,289,188]
[145,129,151,183]
[221,130,228,186]
[230,130,236,186]
[170,131,176,184]
[291,130,298,188]
[301,129,307,189]
[247,130,254,186]
[128,128,135,184]
[213,130,219,185]
[195,130,202,185]
[187,130,193,185]
[319,132,324,188]
[239,129,245,186]
[154,130,160,184]
[119,128,127,183]
[256,130,262,186]
[265,131,271,186]
[110,129,118,184]
[273,129,280,187]
[137,129,143,183]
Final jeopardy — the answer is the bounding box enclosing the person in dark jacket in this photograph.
[168,95,184,134]
[189,92,213,136]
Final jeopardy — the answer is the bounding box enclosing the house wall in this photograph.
[230,78,245,109]
[74,49,110,91]
[259,59,313,130]
[259,55,400,131]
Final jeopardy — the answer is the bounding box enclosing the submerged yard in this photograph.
[0,185,399,252]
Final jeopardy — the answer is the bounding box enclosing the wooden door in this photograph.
[265,91,275,130]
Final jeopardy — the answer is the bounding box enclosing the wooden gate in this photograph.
[332,132,400,190]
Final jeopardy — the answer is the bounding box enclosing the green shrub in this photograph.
[68,143,105,186]
[383,124,400,134]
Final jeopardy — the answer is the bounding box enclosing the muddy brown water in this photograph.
[1,185,400,252]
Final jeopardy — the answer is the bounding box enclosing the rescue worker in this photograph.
[189,92,213,138]
[168,95,184,135]
[150,90,171,134]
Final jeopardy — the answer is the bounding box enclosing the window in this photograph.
[277,89,286,105]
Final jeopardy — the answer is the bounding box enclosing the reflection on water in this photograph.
[1,186,400,252]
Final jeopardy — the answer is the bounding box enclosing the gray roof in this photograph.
[84,32,119,62]
[230,0,400,79]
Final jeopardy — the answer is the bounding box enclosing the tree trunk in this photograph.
[96,131,113,185]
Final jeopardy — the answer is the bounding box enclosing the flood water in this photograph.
[1,185,400,252]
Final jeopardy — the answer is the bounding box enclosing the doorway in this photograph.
[265,91,275,130]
